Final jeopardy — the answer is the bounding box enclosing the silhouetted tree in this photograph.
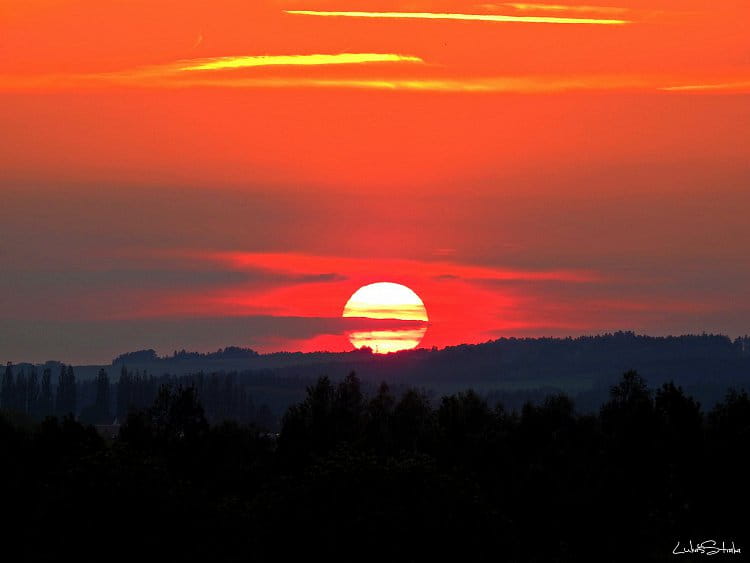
[26,368,39,416]
[438,389,492,442]
[516,393,577,464]
[67,364,77,415]
[116,365,131,420]
[708,388,750,444]
[255,404,274,430]
[655,381,702,454]
[94,368,110,423]
[1,363,14,411]
[55,365,77,417]
[436,389,495,469]
[15,369,27,415]
[364,382,395,453]
[392,388,434,452]
[147,384,208,444]
[600,370,655,439]
[37,368,53,419]
[278,376,336,460]
[332,372,364,444]
[119,384,209,455]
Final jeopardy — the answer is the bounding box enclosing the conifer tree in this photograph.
[1,363,14,411]
[15,369,27,414]
[27,367,40,416]
[38,368,53,418]
[94,368,110,423]
[55,364,77,417]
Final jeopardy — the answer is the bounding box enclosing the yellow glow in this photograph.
[343,282,428,321]
[178,53,423,72]
[348,328,428,354]
[343,282,428,353]
[286,10,629,25]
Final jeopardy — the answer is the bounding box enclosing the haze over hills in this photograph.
[10,332,750,417]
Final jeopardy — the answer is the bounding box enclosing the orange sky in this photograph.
[1,0,749,362]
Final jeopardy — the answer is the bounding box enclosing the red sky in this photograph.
[1,0,749,362]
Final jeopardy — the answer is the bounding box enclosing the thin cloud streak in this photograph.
[91,75,729,94]
[2,50,745,94]
[0,52,424,91]
[348,328,428,354]
[497,3,629,14]
[658,81,750,93]
[286,9,630,25]
[3,72,747,93]
[204,251,601,284]
[177,53,423,71]
[1,74,701,93]
[343,304,430,322]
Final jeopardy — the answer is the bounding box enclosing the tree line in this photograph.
[1,369,748,561]
[1,363,72,419]
[0,363,272,427]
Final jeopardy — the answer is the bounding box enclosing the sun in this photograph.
[342,282,428,353]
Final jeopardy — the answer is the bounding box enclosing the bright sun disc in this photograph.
[342,282,428,353]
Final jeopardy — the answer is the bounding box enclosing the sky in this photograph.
[1,0,749,363]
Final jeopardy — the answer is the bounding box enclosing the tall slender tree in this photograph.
[94,368,110,423]
[67,365,77,416]
[55,364,66,416]
[116,365,131,420]
[26,367,39,416]
[15,369,27,414]
[1,363,14,411]
[56,364,77,417]
[38,368,53,418]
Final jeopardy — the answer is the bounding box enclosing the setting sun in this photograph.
[342,282,428,353]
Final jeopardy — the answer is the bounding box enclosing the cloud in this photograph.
[205,75,650,92]
[0,269,249,293]
[491,3,629,15]
[0,52,424,91]
[165,75,629,92]
[658,81,750,93]
[343,304,430,322]
[7,69,743,94]
[285,9,629,25]
[205,251,601,284]
[176,53,423,71]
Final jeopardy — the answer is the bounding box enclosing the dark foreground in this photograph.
[2,371,748,562]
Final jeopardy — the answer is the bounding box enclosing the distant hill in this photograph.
[112,346,260,365]
[5,332,750,424]
[19,332,749,415]
[101,332,750,408]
